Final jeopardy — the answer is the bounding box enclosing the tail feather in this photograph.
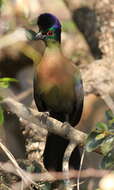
[43,133,80,171]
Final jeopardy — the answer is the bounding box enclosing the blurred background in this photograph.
[0,0,112,189]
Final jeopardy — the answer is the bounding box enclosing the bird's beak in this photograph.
[35,32,46,40]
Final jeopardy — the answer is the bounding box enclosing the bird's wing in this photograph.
[71,67,84,126]
[34,75,47,112]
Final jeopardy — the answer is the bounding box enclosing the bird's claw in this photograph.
[40,112,49,123]
[62,122,70,128]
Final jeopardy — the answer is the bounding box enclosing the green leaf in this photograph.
[108,118,114,127]
[95,133,106,140]
[0,0,2,7]
[0,82,9,88]
[96,122,108,132]
[0,78,18,82]
[105,110,114,121]
[0,77,18,88]
[86,131,106,152]
[100,136,114,155]
[0,106,4,125]
[35,182,51,190]
[101,148,114,169]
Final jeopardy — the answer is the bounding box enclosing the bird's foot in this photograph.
[40,111,49,123]
[61,122,71,138]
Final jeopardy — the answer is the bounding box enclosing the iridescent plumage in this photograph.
[34,13,84,171]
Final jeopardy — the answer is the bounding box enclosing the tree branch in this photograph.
[1,97,87,146]
[0,161,110,190]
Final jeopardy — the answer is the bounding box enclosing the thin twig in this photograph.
[15,88,32,101]
[77,148,85,190]
[0,141,37,189]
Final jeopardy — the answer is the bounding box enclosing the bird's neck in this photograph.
[44,41,63,58]
[46,41,61,50]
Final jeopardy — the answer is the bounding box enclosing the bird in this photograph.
[33,13,84,172]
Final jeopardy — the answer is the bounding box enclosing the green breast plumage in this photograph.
[39,82,75,113]
[34,45,83,114]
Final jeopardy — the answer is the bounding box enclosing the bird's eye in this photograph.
[47,31,53,36]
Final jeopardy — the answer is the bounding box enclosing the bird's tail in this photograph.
[43,133,80,171]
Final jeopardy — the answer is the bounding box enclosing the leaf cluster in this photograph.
[86,110,114,169]
[0,77,18,88]
[0,77,18,125]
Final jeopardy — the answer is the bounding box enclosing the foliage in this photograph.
[0,77,18,125]
[86,110,114,169]
[0,77,18,88]
[0,0,2,7]
[0,105,4,125]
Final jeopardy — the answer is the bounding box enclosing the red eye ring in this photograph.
[47,31,53,36]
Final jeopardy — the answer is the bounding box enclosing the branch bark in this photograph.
[1,97,87,146]
[0,161,110,190]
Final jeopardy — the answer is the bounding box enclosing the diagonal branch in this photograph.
[1,97,87,147]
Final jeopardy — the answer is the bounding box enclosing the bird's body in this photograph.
[34,13,84,171]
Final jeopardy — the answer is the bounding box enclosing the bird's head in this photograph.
[35,13,61,44]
